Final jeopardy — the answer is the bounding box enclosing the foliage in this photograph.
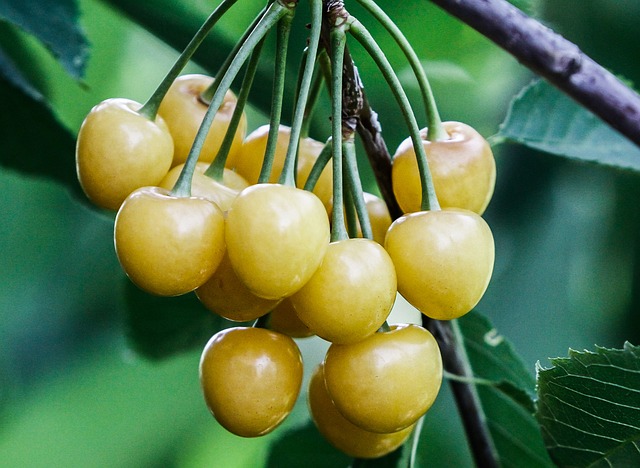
[1,0,639,467]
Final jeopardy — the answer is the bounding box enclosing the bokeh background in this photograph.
[1,0,639,466]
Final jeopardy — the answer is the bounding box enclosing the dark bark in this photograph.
[428,0,640,148]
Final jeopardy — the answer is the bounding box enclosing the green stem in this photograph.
[302,138,332,192]
[349,18,440,212]
[253,313,271,329]
[171,1,289,197]
[449,318,499,461]
[258,11,294,184]
[329,23,349,243]
[204,37,265,182]
[343,170,359,238]
[138,0,238,120]
[343,139,373,240]
[409,415,425,468]
[201,3,269,105]
[278,0,322,186]
[355,0,447,141]
[300,59,325,138]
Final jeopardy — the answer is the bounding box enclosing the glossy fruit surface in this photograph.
[114,187,225,296]
[225,183,330,300]
[196,253,280,322]
[308,363,415,458]
[76,98,174,210]
[158,74,246,166]
[385,208,494,320]
[267,299,314,338]
[231,125,333,209]
[392,121,496,214]
[291,238,396,344]
[199,327,303,437]
[324,324,442,433]
[159,162,248,211]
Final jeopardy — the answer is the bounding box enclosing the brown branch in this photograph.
[428,0,640,148]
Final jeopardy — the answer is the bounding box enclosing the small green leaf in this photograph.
[458,311,554,467]
[0,0,89,78]
[497,79,640,172]
[123,281,233,360]
[536,342,640,467]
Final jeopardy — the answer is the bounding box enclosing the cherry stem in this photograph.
[303,138,332,192]
[258,12,293,184]
[300,55,325,138]
[204,37,265,182]
[171,1,289,197]
[138,0,238,121]
[201,4,269,105]
[348,18,440,212]
[343,139,373,240]
[409,415,426,467]
[252,314,271,329]
[423,317,500,468]
[279,0,322,186]
[329,20,349,243]
[355,0,446,141]
[343,176,358,238]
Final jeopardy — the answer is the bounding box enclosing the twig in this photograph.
[428,0,640,148]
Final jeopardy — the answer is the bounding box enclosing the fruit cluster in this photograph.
[75,0,496,460]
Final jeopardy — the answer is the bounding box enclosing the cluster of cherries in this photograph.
[76,57,495,458]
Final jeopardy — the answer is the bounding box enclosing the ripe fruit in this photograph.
[159,162,248,211]
[199,327,303,437]
[231,125,333,209]
[76,98,174,210]
[323,324,443,434]
[114,186,225,296]
[384,208,494,320]
[158,74,246,166]
[225,183,330,300]
[290,238,396,344]
[267,299,314,338]
[196,253,280,322]
[308,363,415,458]
[392,121,496,214]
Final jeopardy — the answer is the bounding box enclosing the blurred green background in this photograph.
[1,0,639,466]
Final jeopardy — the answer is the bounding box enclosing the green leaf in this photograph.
[0,0,89,79]
[123,281,234,360]
[458,311,554,467]
[536,342,640,467]
[0,76,81,195]
[496,79,640,172]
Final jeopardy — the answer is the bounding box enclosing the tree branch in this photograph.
[428,0,640,148]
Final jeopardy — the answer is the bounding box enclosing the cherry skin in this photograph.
[231,125,333,209]
[323,324,443,434]
[267,299,314,338]
[76,98,174,210]
[308,363,415,459]
[392,121,496,214]
[196,253,280,322]
[199,327,303,437]
[158,74,246,167]
[225,183,330,300]
[114,187,225,296]
[159,162,248,211]
[384,208,494,320]
[290,238,396,344]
